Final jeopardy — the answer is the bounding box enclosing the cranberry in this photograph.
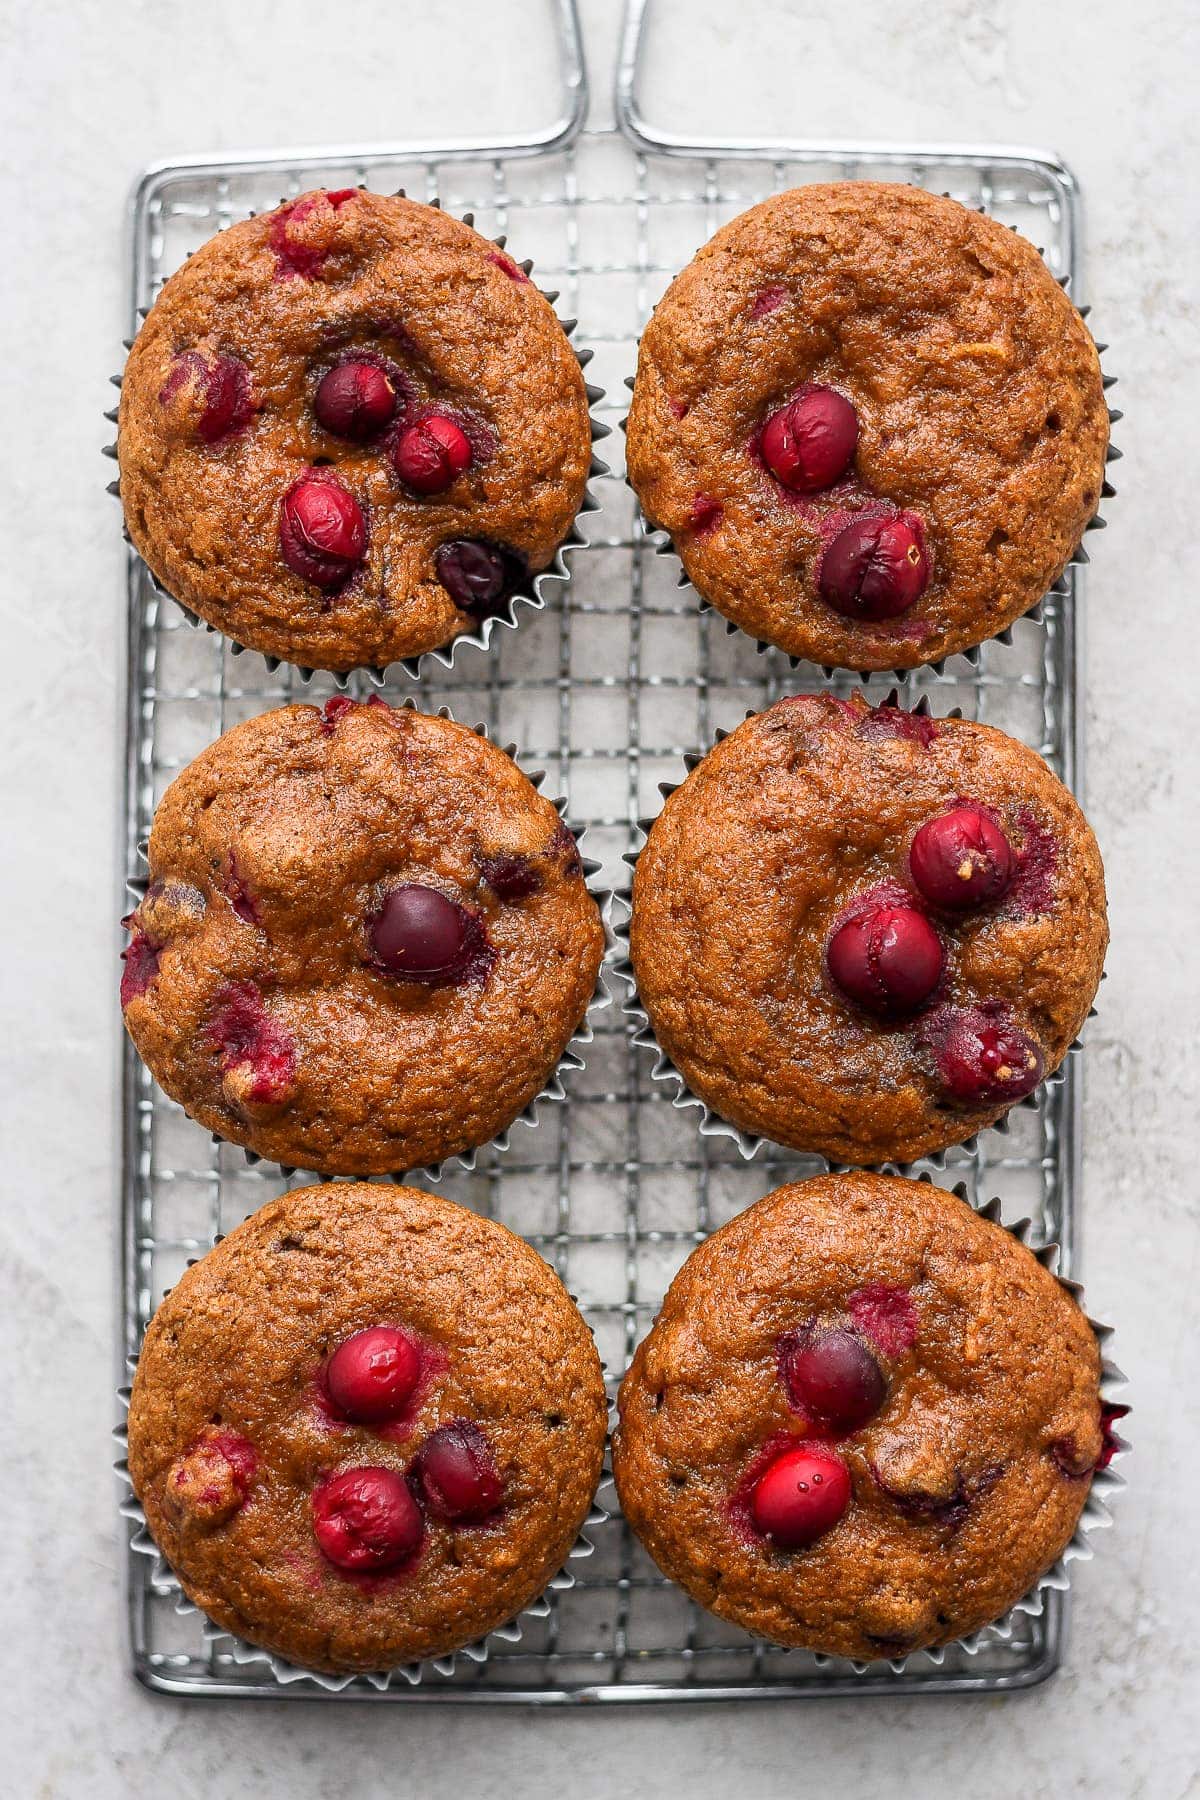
[818,513,930,620]
[325,1326,422,1425]
[159,350,253,443]
[279,473,366,589]
[417,1421,504,1521]
[314,361,397,440]
[750,1445,851,1549]
[394,415,473,495]
[120,930,160,1007]
[319,695,357,733]
[207,981,296,1103]
[689,494,723,535]
[910,806,1014,911]
[826,903,943,1018]
[312,1467,423,1572]
[368,883,492,987]
[166,1428,257,1530]
[780,1327,885,1433]
[435,539,516,617]
[930,1006,1044,1107]
[271,188,357,280]
[847,1284,918,1357]
[478,851,541,901]
[761,386,858,493]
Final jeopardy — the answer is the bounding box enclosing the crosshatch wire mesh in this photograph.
[119,122,1093,1699]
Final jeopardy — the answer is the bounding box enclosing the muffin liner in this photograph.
[105,189,610,686]
[124,694,617,1186]
[615,693,1102,1175]
[113,1358,612,1694]
[620,280,1120,681]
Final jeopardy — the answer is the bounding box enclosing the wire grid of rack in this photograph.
[120,7,1096,1703]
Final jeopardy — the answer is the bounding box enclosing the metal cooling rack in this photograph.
[118,0,1107,1701]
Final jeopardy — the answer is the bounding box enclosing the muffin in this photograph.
[613,1173,1117,1661]
[127,1183,608,1674]
[628,692,1106,1165]
[626,182,1109,671]
[121,698,605,1173]
[117,188,595,671]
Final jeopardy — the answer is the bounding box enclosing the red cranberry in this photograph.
[827,903,943,1018]
[931,1006,1045,1106]
[818,513,930,620]
[325,1326,421,1425]
[847,1284,918,1357]
[319,695,357,733]
[417,1421,504,1521]
[368,883,489,986]
[120,930,160,1007]
[434,539,514,616]
[750,1445,851,1549]
[314,361,397,440]
[394,415,473,495]
[910,806,1014,911]
[478,851,542,901]
[781,1327,885,1433]
[166,1428,257,1529]
[761,386,858,493]
[279,474,366,589]
[159,350,253,443]
[312,1467,423,1572]
[207,981,296,1104]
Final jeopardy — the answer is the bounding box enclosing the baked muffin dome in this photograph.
[117,188,594,671]
[613,1173,1112,1660]
[626,182,1108,671]
[127,1184,608,1673]
[121,698,605,1173]
[628,692,1106,1165]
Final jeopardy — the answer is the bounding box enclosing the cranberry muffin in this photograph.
[629,693,1106,1165]
[626,182,1108,671]
[614,1174,1118,1660]
[121,698,605,1173]
[127,1183,608,1673]
[117,188,595,670]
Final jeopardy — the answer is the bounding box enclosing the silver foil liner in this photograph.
[113,1357,612,1694]
[105,190,610,686]
[124,694,617,1186]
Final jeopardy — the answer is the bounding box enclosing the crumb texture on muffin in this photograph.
[613,1173,1104,1659]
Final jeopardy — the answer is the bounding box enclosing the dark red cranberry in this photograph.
[207,981,295,1103]
[434,539,515,617]
[750,1445,851,1549]
[312,1467,423,1572]
[159,350,253,443]
[826,903,943,1018]
[910,806,1014,911]
[478,852,541,901]
[394,415,473,495]
[417,1421,504,1522]
[489,251,528,283]
[314,361,397,441]
[325,1326,421,1425]
[279,474,366,589]
[761,386,858,493]
[368,883,487,986]
[689,494,723,535]
[781,1327,885,1433]
[319,695,357,733]
[847,1284,918,1357]
[818,513,930,620]
[120,930,160,1007]
[931,1006,1044,1107]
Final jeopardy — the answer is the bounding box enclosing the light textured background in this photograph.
[1,1,1197,1794]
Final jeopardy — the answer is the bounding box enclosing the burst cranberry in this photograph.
[434,539,513,616]
[325,1327,421,1425]
[394,415,473,494]
[761,386,858,493]
[368,883,490,987]
[159,349,253,443]
[847,1284,918,1357]
[826,903,943,1018]
[417,1421,504,1522]
[120,930,160,1007]
[207,981,295,1104]
[931,1006,1044,1106]
[279,474,366,589]
[312,1467,423,1572]
[165,1428,256,1530]
[750,1445,851,1549]
[818,513,930,620]
[314,361,397,440]
[910,806,1014,911]
[781,1327,885,1433]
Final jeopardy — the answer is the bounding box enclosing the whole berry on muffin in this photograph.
[116,189,595,671]
[120,699,605,1173]
[628,692,1106,1165]
[127,1185,608,1673]
[613,1174,1120,1660]
[626,183,1109,671]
